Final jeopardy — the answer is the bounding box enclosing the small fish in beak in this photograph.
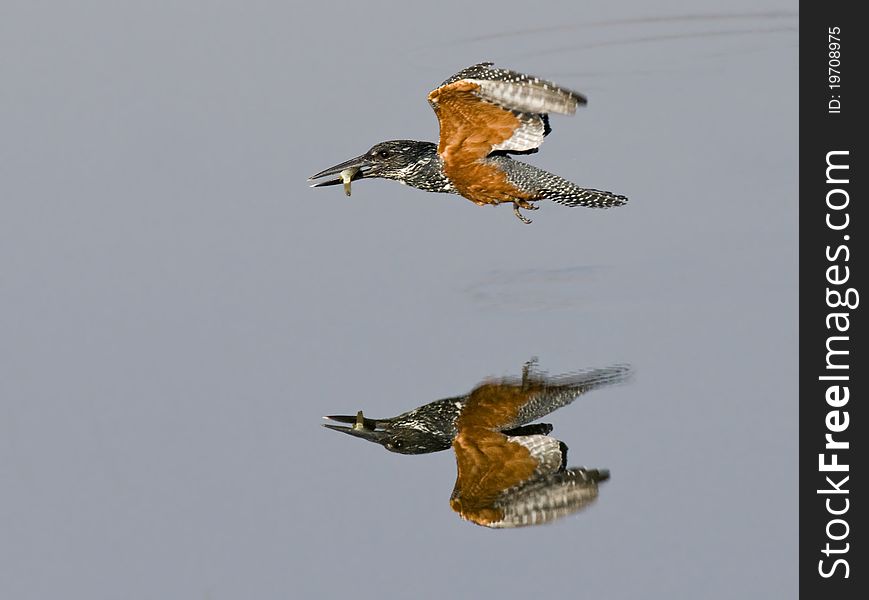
[341,167,360,197]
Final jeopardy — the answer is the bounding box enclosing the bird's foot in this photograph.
[512,201,539,224]
[522,357,540,388]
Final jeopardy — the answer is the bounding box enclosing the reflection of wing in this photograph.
[489,467,607,528]
[450,428,606,528]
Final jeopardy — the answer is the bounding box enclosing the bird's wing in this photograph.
[450,428,558,526]
[487,467,607,528]
[450,429,605,527]
[427,62,586,162]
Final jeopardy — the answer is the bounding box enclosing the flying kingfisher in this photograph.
[323,360,631,528]
[309,63,628,223]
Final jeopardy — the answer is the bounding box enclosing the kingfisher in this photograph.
[323,360,631,528]
[308,62,628,223]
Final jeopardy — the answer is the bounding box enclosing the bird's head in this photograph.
[322,410,453,455]
[308,140,439,190]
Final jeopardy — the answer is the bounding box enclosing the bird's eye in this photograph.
[378,150,390,158]
[391,440,403,450]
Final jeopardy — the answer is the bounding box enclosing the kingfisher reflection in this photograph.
[324,359,631,528]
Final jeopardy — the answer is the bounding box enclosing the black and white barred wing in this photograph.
[430,62,586,156]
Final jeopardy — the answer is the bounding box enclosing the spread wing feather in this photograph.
[450,429,606,528]
[490,467,607,528]
[428,62,586,161]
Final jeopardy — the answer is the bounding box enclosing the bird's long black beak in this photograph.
[322,412,390,444]
[308,154,371,194]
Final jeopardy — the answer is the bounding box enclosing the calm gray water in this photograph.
[1,1,797,598]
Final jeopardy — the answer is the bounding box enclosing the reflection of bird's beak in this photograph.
[308,154,372,193]
[322,412,391,445]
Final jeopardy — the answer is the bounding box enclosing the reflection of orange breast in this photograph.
[457,382,545,430]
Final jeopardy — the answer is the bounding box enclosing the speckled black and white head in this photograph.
[309,140,454,194]
[322,396,466,455]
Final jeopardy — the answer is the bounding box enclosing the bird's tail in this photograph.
[512,364,633,427]
[496,158,628,208]
[545,185,628,209]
